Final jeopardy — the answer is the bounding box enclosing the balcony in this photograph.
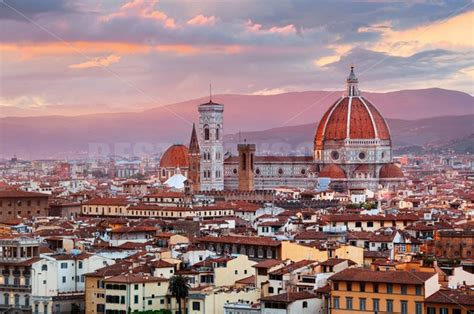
[0,283,32,292]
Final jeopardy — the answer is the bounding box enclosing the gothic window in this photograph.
[242,153,247,171]
[250,154,254,170]
[278,168,283,176]
[216,128,220,140]
[204,125,210,141]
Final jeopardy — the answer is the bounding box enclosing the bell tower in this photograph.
[198,96,224,191]
[238,143,256,191]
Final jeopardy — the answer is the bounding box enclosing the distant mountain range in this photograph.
[0,88,472,159]
[225,115,474,155]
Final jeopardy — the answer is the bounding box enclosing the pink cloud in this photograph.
[69,54,121,69]
[101,0,176,28]
[246,19,296,36]
[246,19,262,32]
[268,24,296,35]
[187,14,217,26]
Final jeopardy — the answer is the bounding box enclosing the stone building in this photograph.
[0,190,49,219]
[0,236,41,313]
[161,67,405,192]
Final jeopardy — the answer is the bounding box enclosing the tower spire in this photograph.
[345,65,360,96]
[189,123,200,154]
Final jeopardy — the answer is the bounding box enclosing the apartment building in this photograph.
[329,268,440,314]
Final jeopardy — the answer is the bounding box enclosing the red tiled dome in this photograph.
[319,164,346,179]
[314,97,391,150]
[314,67,390,151]
[379,163,404,178]
[355,164,370,172]
[160,144,189,168]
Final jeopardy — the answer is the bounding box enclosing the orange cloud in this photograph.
[101,0,176,28]
[0,42,150,59]
[69,54,121,69]
[187,14,217,26]
[0,41,245,59]
[370,10,474,56]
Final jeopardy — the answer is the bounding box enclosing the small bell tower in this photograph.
[238,143,256,191]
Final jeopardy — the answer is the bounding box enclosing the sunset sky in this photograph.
[0,0,473,117]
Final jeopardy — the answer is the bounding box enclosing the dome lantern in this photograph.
[345,66,360,96]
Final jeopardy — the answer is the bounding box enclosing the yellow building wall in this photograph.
[333,245,364,266]
[85,275,105,314]
[214,255,256,287]
[280,241,328,262]
[331,281,425,314]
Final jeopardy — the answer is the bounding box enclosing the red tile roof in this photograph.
[425,289,474,306]
[83,197,128,206]
[0,190,49,198]
[197,235,281,247]
[329,268,436,285]
[105,273,168,284]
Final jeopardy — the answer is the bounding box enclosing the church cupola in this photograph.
[345,66,360,96]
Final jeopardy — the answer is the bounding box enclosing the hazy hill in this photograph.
[224,115,474,155]
[0,88,472,158]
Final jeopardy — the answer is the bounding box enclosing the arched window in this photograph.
[204,125,210,141]
[250,154,254,170]
[41,264,48,271]
[216,127,220,140]
[303,301,308,308]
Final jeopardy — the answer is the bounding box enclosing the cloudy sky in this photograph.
[0,0,473,116]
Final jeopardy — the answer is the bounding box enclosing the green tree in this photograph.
[169,275,190,314]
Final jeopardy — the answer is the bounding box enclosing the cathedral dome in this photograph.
[160,144,189,168]
[314,67,390,150]
[319,164,346,179]
[379,163,404,178]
